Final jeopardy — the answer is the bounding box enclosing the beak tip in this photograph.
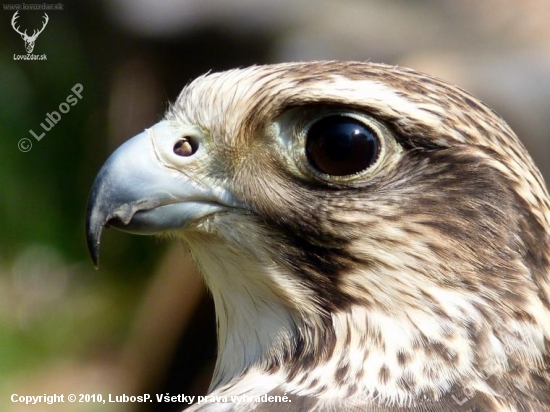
[86,213,103,269]
[90,247,100,269]
[87,235,101,269]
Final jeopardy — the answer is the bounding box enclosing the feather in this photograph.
[86,61,550,411]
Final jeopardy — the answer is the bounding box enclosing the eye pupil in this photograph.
[305,116,380,176]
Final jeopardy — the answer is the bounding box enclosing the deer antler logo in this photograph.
[11,11,49,54]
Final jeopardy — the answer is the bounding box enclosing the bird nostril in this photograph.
[173,136,199,157]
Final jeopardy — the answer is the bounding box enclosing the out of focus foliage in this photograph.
[0,4,159,268]
[0,4,164,408]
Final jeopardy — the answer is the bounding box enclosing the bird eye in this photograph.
[173,136,199,157]
[305,116,380,176]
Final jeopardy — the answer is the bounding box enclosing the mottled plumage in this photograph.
[86,62,550,411]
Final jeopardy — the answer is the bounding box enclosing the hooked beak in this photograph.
[86,121,235,267]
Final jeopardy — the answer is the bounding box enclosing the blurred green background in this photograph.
[1,1,549,411]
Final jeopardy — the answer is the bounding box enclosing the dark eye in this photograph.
[305,116,380,176]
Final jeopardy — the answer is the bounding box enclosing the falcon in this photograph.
[86,62,550,411]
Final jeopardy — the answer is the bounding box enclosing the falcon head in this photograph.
[86,62,550,410]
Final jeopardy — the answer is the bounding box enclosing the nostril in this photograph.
[173,136,199,157]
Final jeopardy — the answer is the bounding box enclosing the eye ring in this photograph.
[305,114,381,177]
